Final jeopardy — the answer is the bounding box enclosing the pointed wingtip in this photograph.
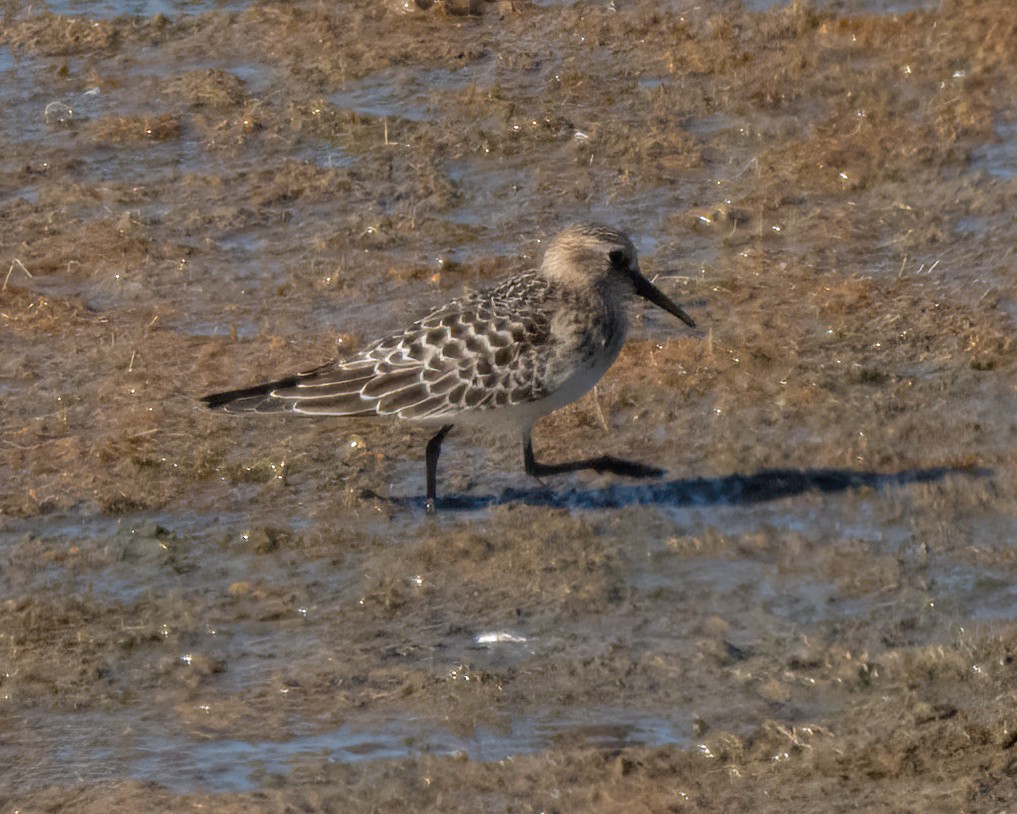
[201,391,236,410]
[200,375,303,411]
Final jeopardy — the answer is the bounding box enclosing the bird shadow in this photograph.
[383,464,988,513]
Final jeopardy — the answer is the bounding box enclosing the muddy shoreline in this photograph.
[2,0,1017,810]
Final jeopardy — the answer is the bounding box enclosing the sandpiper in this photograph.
[202,223,696,511]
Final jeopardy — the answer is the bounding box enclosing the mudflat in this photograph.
[1,0,1016,810]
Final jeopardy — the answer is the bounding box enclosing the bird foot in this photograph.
[589,457,667,478]
[529,455,666,479]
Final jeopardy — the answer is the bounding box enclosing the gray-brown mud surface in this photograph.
[2,0,1017,810]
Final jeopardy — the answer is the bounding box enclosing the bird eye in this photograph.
[608,249,628,268]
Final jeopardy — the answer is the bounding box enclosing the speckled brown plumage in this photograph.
[203,223,696,510]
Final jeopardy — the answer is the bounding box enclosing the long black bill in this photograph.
[632,272,696,328]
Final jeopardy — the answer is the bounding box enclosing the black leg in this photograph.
[522,428,666,479]
[425,424,454,513]
[523,429,540,477]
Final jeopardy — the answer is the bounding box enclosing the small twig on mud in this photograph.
[897,254,908,279]
[2,436,63,451]
[771,723,820,752]
[3,258,33,291]
[591,385,609,432]
[125,429,160,439]
[652,271,699,284]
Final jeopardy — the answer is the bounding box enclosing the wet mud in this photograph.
[2,0,1017,810]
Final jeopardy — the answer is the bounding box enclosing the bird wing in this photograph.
[262,273,558,419]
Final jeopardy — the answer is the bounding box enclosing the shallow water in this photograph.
[4,702,695,794]
[2,0,1016,810]
[38,0,252,17]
